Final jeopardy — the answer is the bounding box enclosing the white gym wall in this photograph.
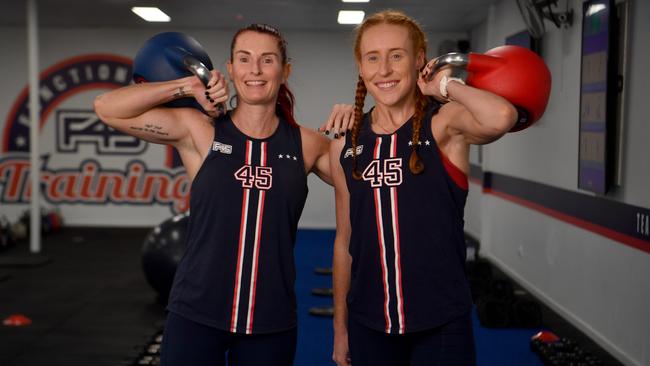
[466,1,650,365]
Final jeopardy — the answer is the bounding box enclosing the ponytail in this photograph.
[276,83,298,127]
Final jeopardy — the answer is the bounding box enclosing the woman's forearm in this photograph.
[446,81,518,134]
[333,235,352,333]
[94,77,194,122]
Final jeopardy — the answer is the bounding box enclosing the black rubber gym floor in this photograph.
[0,227,164,366]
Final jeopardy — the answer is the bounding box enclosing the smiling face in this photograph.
[357,23,425,109]
[227,31,290,107]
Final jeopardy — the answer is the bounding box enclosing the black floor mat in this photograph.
[0,227,165,366]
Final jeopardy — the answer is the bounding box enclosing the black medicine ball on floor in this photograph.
[141,212,189,302]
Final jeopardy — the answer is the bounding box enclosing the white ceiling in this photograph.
[0,0,498,32]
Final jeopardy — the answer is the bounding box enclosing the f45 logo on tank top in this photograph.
[234,165,273,190]
[362,158,403,187]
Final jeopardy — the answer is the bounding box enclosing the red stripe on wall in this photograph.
[483,188,650,254]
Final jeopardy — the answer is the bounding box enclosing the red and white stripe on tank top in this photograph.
[230,140,268,334]
[367,134,406,334]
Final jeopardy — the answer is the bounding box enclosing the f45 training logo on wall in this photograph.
[1,54,189,215]
[0,157,189,214]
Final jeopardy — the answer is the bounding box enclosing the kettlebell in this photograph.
[132,32,221,114]
[428,45,551,132]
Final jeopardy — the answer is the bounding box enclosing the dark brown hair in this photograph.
[230,23,298,127]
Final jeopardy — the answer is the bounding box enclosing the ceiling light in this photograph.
[338,10,365,25]
[585,4,606,17]
[342,0,370,3]
[131,7,171,22]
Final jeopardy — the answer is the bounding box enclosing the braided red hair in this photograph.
[351,10,430,177]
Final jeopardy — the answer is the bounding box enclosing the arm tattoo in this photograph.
[131,123,170,137]
[172,86,189,99]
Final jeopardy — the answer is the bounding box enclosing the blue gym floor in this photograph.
[294,229,544,366]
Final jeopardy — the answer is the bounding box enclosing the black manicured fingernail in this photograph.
[205,91,209,95]
[325,130,330,135]
[340,131,345,137]
[334,133,339,138]
[208,97,214,103]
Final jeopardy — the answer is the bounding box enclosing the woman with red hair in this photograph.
[329,10,518,366]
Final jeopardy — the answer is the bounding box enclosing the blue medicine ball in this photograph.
[133,32,213,112]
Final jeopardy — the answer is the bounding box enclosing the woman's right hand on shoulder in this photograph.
[319,103,354,139]
[190,70,229,118]
[332,330,352,366]
[418,59,451,103]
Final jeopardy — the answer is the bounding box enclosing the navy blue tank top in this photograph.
[341,104,472,334]
[168,113,308,334]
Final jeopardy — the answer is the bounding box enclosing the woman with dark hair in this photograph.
[328,10,518,366]
[95,24,331,366]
